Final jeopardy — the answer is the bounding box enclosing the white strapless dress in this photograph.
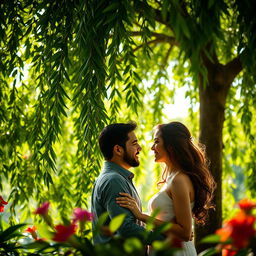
[148,172,197,256]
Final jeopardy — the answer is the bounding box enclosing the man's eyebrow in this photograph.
[132,139,138,143]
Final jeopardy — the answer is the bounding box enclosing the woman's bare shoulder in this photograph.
[173,172,190,184]
[169,172,193,194]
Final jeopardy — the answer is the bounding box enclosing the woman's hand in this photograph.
[116,192,143,220]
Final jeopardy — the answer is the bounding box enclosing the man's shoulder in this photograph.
[97,171,125,184]
[93,171,129,196]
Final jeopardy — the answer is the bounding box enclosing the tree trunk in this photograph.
[195,79,225,252]
[194,59,242,252]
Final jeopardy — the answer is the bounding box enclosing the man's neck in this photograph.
[109,159,131,171]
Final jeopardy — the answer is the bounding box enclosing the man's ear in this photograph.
[113,145,124,156]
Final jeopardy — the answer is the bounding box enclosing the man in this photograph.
[91,122,150,244]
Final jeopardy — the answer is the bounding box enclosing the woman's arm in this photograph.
[164,174,193,241]
[116,174,193,242]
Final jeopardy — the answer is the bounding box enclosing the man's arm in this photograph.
[102,176,146,239]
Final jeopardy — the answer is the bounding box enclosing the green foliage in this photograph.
[109,214,126,233]
[0,211,180,256]
[0,0,255,229]
[1,199,255,255]
[0,222,26,255]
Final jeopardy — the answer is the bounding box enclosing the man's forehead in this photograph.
[127,131,137,141]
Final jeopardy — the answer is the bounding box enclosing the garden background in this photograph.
[0,0,255,254]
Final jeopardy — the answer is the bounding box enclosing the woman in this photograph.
[116,121,216,255]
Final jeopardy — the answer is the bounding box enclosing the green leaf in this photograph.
[22,240,50,250]
[208,0,215,9]
[36,223,54,240]
[103,3,119,13]
[200,234,221,243]
[179,16,190,39]
[152,240,167,250]
[109,213,126,233]
[0,224,27,242]
[198,248,218,256]
[95,212,109,230]
[124,237,143,253]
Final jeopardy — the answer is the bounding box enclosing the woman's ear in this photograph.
[113,145,124,156]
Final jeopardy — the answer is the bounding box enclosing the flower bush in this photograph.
[1,197,255,255]
[201,199,256,256]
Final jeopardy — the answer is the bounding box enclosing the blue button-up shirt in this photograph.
[91,161,145,244]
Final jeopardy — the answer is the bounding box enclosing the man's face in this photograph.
[123,131,142,167]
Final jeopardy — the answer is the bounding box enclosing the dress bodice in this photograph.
[148,171,197,256]
[148,172,194,219]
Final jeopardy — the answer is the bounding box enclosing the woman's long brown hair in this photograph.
[158,122,216,225]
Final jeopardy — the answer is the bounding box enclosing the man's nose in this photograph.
[138,144,142,151]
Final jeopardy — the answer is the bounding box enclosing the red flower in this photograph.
[34,202,50,215]
[53,224,76,242]
[238,199,256,212]
[25,226,38,240]
[222,248,237,256]
[0,196,8,212]
[216,226,232,242]
[227,211,255,249]
[73,208,93,223]
[216,210,256,250]
[25,226,37,233]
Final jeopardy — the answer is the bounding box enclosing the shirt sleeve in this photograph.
[101,175,146,239]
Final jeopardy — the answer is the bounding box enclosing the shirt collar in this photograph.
[103,161,134,180]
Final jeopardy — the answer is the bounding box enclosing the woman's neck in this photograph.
[165,163,180,175]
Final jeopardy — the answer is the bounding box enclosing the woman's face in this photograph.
[151,129,170,164]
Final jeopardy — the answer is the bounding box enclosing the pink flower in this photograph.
[0,196,8,212]
[53,224,76,242]
[73,208,93,223]
[34,202,50,215]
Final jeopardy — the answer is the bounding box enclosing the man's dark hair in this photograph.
[99,121,137,160]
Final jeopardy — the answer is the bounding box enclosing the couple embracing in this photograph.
[91,121,216,255]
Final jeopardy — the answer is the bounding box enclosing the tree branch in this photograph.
[162,45,173,67]
[225,56,243,81]
[131,39,162,53]
[129,31,178,46]
[200,44,242,92]
[201,42,220,69]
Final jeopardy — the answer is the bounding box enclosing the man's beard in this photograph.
[123,149,139,167]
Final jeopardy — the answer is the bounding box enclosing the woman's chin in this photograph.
[155,158,165,163]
